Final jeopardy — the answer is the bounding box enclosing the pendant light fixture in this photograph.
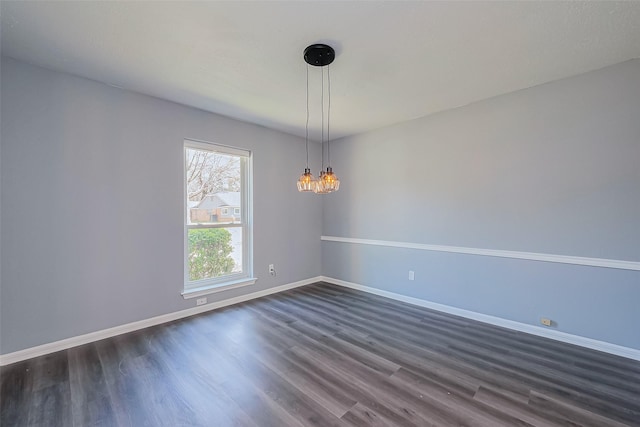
[297,43,340,194]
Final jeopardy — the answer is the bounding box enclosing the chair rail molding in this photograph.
[321,236,640,271]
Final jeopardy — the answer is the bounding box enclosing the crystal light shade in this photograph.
[316,167,340,193]
[314,170,329,194]
[297,168,317,192]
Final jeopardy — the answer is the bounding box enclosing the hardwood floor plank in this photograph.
[528,390,635,427]
[316,283,640,374]
[389,368,534,427]
[210,308,359,423]
[26,382,72,427]
[181,310,348,426]
[256,301,402,377]
[29,352,70,393]
[0,360,33,427]
[166,321,307,427]
[291,340,507,427]
[341,402,414,427]
[208,317,359,418]
[95,332,166,427]
[68,343,118,427]
[340,329,522,401]
[1,352,73,427]
[447,342,640,423]
[473,386,561,427]
[146,324,260,427]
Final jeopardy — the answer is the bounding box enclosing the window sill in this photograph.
[182,277,257,299]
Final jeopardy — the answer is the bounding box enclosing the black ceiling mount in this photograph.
[304,44,335,67]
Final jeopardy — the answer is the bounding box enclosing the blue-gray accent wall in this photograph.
[322,59,640,350]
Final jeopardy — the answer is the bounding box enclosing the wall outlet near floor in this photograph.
[541,317,552,327]
[408,270,415,281]
[196,297,207,306]
[269,264,276,276]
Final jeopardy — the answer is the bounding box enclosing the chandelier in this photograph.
[297,43,340,194]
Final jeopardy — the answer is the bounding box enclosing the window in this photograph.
[183,139,254,298]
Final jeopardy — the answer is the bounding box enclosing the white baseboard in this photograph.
[5,275,638,365]
[0,276,320,366]
[320,276,640,362]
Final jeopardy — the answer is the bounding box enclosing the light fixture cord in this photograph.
[327,64,331,168]
[321,65,325,172]
[305,64,310,168]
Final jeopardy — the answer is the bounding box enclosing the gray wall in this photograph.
[2,56,639,355]
[322,59,640,349]
[1,58,322,354]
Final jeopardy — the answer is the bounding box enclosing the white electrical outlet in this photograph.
[408,270,415,281]
[541,317,552,327]
[269,264,276,275]
[196,297,207,306]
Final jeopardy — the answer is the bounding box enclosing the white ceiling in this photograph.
[2,1,640,141]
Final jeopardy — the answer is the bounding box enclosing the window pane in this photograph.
[187,227,243,282]
[228,227,243,273]
[186,147,242,225]
[184,139,251,292]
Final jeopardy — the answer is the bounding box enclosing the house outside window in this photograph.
[183,139,254,297]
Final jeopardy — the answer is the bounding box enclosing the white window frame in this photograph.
[182,139,255,299]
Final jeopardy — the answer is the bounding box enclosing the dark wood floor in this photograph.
[2,282,639,427]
